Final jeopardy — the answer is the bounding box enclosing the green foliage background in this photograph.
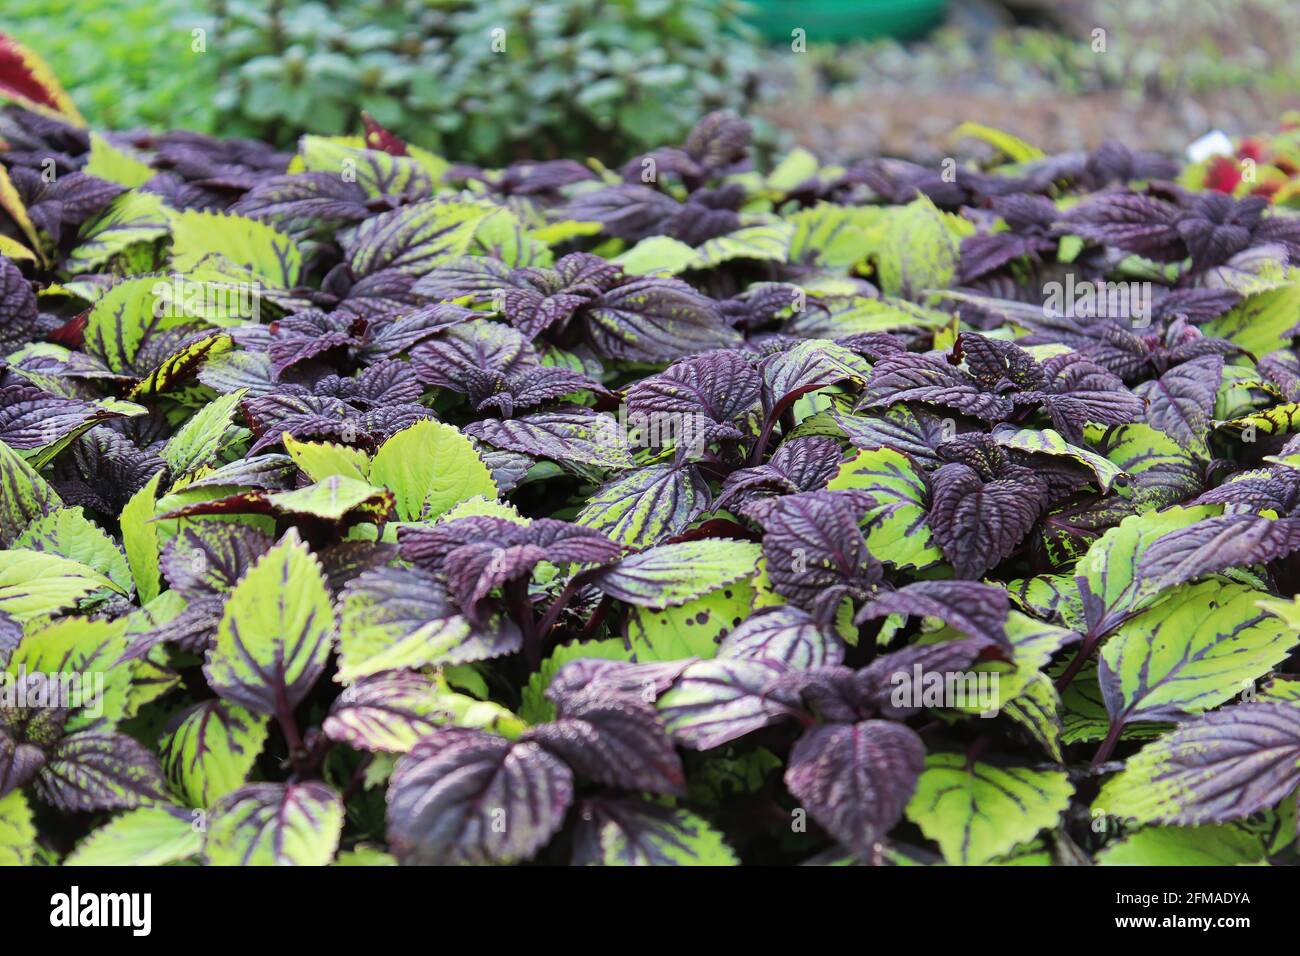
[6,0,761,164]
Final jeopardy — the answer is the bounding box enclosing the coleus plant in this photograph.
[5,41,1300,867]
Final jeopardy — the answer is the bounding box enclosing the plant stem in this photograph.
[1054,630,1101,691]
[1091,720,1125,769]
[274,683,307,776]
[534,573,587,651]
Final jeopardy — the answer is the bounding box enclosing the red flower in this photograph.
[1237,138,1267,162]
[1204,155,1243,193]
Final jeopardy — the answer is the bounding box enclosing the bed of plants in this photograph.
[4,0,760,164]
[3,42,1300,867]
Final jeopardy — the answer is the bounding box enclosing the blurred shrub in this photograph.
[207,0,762,162]
[5,0,220,132]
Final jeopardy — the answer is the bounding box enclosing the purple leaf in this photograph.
[1133,355,1223,448]
[0,256,38,353]
[625,350,761,445]
[784,720,925,858]
[1100,703,1300,824]
[34,731,167,812]
[928,462,1045,578]
[716,605,845,669]
[159,524,274,597]
[1063,192,1186,262]
[856,640,989,718]
[584,277,738,363]
[862,352,1012,422]
[229,172,371,231]
[759,490,881,625]
[658,657,801,750]
[323,671,448,753]
[1138,514,1300,591]
[855,580,1012,650]
[387,728,574,865]
[524,690,685,795]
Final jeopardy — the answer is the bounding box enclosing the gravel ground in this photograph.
[757,0,1300,163]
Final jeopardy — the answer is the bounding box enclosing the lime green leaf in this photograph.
[575,798,738,865]
[1003,673,1065,762]
[162,389,246,477]
[994,427,1126,493]
[1075,505,1219,628]
[334,846,398,866]
[0,549,121,622]
[767,148,820,194]
[952,122,1045,162]
[160,701,269,808]
[120,471,163,604]
[0,789,35,866]
[0,437,61,546]
[1009,573,1086,630]
[83,276,214,375]
[1215,401,1300,438]
[627,579,756,661]
[204,530,335,715]
[1093,703,1300,825]
[1096,824,1269,866]
[785,203,880,270]
[294,135,433,199]
[128,332,233,400]
[283,432,371,482]
[266,476,394,522]
[471,207,551,268]
[169,209,302,289]
[12,506,131,592]
[692,223,792,268]
[65,806,202,865]
[1057,659,1169,746]
[614,236,700,276]
[827,446,939,569]
[576,463,707,549]
[345,198,494,277]
[594,540,762,608]
[1257,675,1300,704]
[1101,580,1297,725]
[83,132,154,188]
[369,420,497,521]
[1203,283,1300,356]
[439,496,526,524]
[335,567,477,682]
[7,617,131,729]
[66,190,168,274]
[530,220,603,246]
[787,295,950,337]
[205,782,343,866]
[906,753,1073,865]
[871,195,964,300]
[1088,423,1202,510]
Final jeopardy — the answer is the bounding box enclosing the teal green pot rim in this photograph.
[745,0,950,44]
